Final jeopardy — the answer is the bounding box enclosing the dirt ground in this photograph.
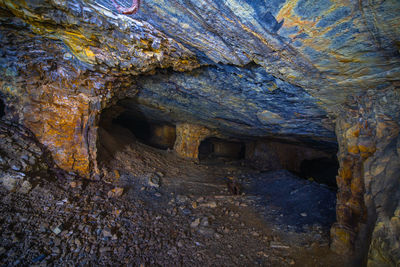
[0,122,355,266]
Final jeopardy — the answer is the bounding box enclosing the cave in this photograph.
[1,0,399,266]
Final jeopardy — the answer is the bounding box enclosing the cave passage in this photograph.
[97,101,338,190]
[96,101,339,236]
[113,112,176,150]
[199,138,246,160]
[97,101,178,165]
[244,139,339,188]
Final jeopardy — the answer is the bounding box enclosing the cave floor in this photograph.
[0,126,354,266]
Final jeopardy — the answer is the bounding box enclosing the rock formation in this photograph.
[0,0,399,265]
[174,123,211,159]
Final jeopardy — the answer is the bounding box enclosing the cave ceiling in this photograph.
[0,0,399,146]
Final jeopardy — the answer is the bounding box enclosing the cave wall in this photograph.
[332,90,400,265]
[1,0,399,176]
[0,0,197,176]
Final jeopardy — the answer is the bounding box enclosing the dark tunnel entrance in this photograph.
[113,112,176,150]
[97,101,177,165]
[199,136,339,188]
[199,138,246,161]
[299,157,339,188]
[244,139,339,189]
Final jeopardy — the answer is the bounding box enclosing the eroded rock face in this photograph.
[332,91,400,265]
[129,0,400,106]
[0,0,399,263]
[133,64,335,142]
[0,0,198,176]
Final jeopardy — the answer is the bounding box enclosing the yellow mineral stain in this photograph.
[114,170,120,179]
[347,145,359,155]
[277,0,353,65]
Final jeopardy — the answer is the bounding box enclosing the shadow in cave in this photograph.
[97,102,339,233]
[243,169,337,231]
[228,139,339,231]
[97,102,176,166]
[0,98,5,118]
[113,112,176,150]
[299,157,339,188]
[199,137,245,163]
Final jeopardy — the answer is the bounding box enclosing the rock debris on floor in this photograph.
[0,122,351,266]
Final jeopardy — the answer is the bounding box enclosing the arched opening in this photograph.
[97,100,176,166]
[114,112,176,150]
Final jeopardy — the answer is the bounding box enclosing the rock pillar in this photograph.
[331,113,375,254]
[174,123,211,159]
[331,91,400,267]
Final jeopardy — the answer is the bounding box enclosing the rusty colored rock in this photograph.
[331,109,375,255]
[174,123,211,159]
[330,223,356,255]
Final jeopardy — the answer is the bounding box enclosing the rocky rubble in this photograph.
[0,175,342,266]
[0,120,51,193]
[0,120,348,266]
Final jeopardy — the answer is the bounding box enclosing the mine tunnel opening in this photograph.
[113,112,176,150]
[96,102,339,232]
[199,137,246,161]
[97,100,177,166]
